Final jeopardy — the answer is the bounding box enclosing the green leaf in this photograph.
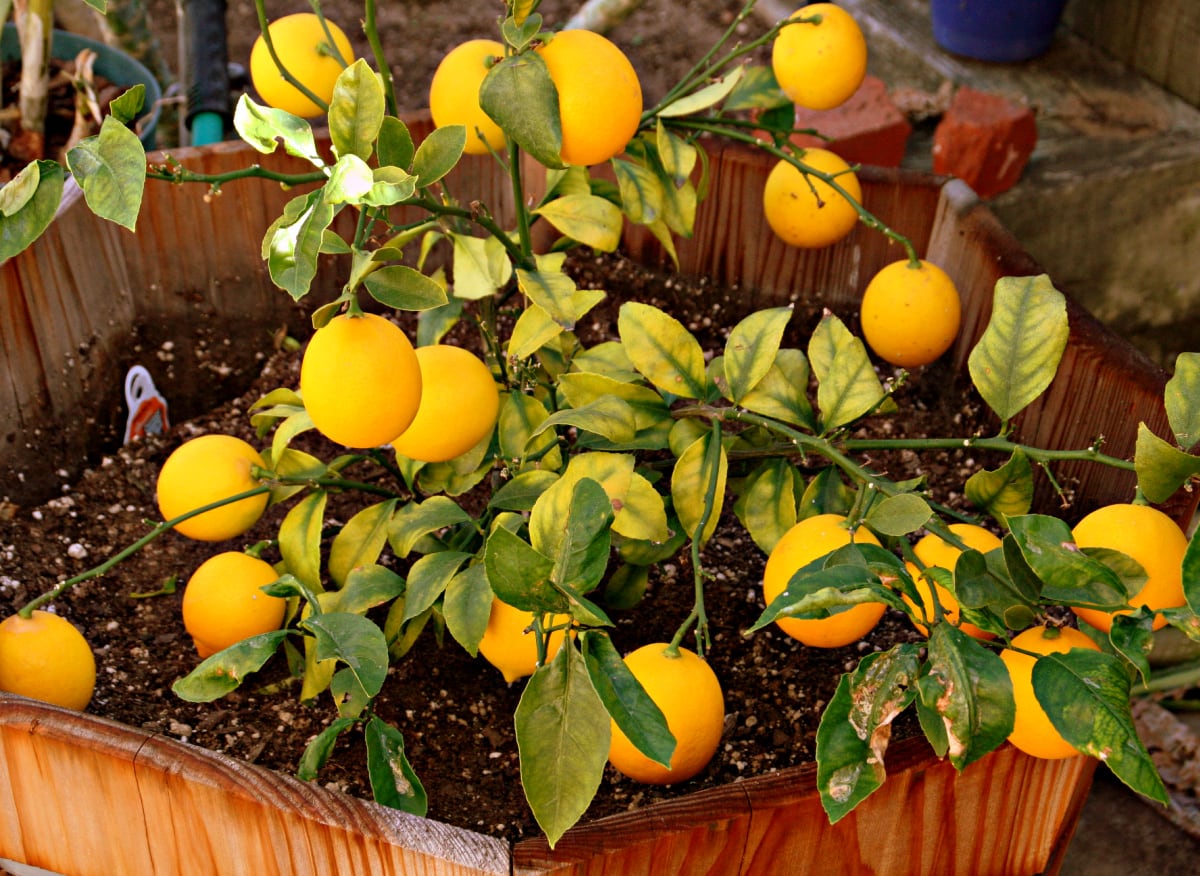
[365,717,428,815]
[489,470,560,512]
[0,160,63,262]
[530,477,615,596]
[388,496,472,558]
[810,313,887,433]
[499,392,562,472]
[329,59,385,161]
[1184,530,1200,616]
[733,458,799,554]
[612,473,670,543]
[917,625,1013,769]
[378,115,416,169]
[508,304,564,360]
[816,645,921,823]
[1035,650,1168,803]
[484,526,563,612]
[515,643,610,847]
[582,632,673,768]
[402,551,472,621]
[443,563,494,656]
[108,84,146,125]
[66,117,146,231]
[502,11,543,49]
[280,491,327,592]
[603,563,651,609]
[964,449,1034,525]
[232,94,322,166]
[171,631,290,701]
[297,716,356,781]
[557,373,670,430]
[865,493,932,537]
[451,233,513,300]
[611,157,664,225]
[479,52,563,169]
[324,564,406,615]
[723,65,791,112]
[364,265,449,311]
[324,153,375,204]
[266,189,336,300]
[412,124,466,187]
[739,348,816,431]
[724,307,793,404]
[303,611,390,707]
[533,396,638,445]
[1166,353,1200,451]
[671,431,727,547]
[657,65,746,117]
[533,194,623,251]
[329,499,397,588]
[654,122,698,188]
[618,301,707,399]
[1008,514,1128,608]
[968,275,1068,422]
[1134,423,1200,504]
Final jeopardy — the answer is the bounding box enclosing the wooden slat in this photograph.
[0,694,511,876]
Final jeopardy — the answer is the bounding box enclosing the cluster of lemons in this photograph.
[3,5,1180,798]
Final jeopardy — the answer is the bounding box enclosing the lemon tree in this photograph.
[15,0,1200,850]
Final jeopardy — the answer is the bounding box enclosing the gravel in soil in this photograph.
[0,250,997,844]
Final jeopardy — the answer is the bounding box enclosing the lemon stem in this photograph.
[668,418,723,657]
[363,0,398,115]
[18,484,273,618]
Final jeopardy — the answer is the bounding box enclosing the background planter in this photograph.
[930,0,1069,62]
[0,112,1190,874]
[0,23,163,149]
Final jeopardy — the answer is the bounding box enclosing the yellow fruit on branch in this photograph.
[607,643,724,785]
[249,13,354,118]
[1069,503,1188,633]
[392,345,501,463]
[299,313,423,449]
[902,523,1001,640]
[156,434,270,542]
[1000,625,1100,760]
[860,259,962,368]
[762,148,862,250]
[182,551,287,659]
[771,3,868,111]
[0,610,96,710]
[537,29,643,167]
[478,597,573,683]
[762,513,884,648]
[430,39,508,155]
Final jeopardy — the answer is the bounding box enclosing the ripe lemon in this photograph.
[762,149,862,249]
[430,39,507,155]
[182,551,287,659]
[392,345,500,463]
[299,313,422,449]
[1000,625,1100,759]
[771,3,868,111]
[903,523,1001,640]
[478,598,572,683]
[762,513,885,648]
[860,259,962,368]
[537,29,643,166]
[1070,503,1188,633]
[156,434,269,542]
[0,610,96,710]
[608,643,724,785]
[249,13,354,118]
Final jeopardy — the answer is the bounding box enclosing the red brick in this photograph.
[932,86,1038,198]
[786,75,913,168]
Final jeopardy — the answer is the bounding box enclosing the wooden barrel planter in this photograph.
[1,112,1189,874]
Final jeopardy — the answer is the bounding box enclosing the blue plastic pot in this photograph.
[1,23,162,149]
[930,0,1069,63]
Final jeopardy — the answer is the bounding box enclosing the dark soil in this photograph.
[2,0,998,847]
[0,247,996,843]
